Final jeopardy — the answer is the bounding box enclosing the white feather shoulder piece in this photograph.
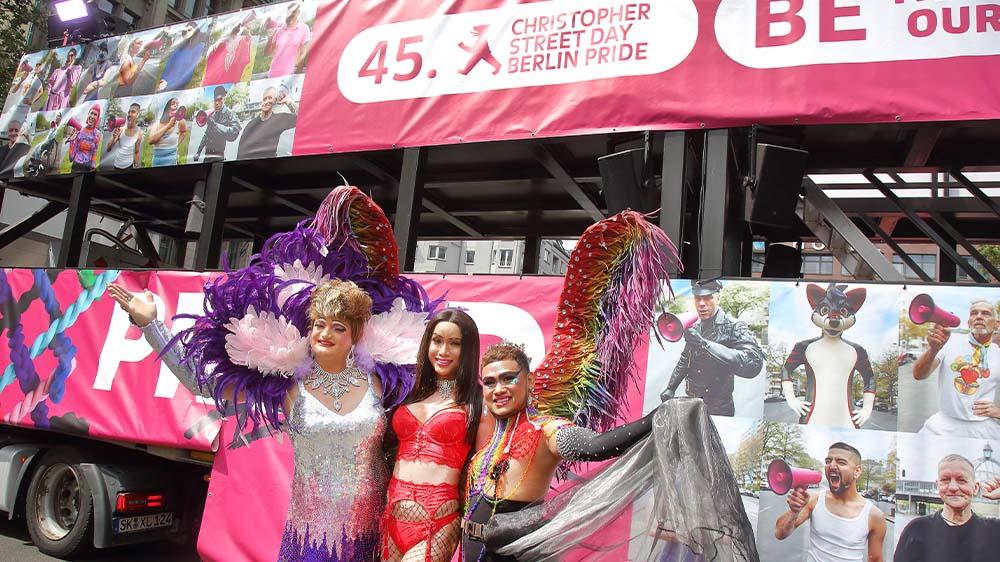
[356,298,427,366]
[223,306,310,378]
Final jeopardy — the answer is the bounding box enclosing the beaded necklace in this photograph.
[464,406,562,537]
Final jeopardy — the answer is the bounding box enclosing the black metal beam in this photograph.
[0,201,66,251]
[864,171,988,283]
[522,236,540,274]
[57,173,95,268]
[394,148,425,272]
[904,128,941,167]
[195,162,231,270]
[699,129,731,279]
[660,131,688,274]
[928,211,1000,282]
[534,145,604,221]
[857,214,932,282]
[131,225,162,266]
[951,171,1000,219]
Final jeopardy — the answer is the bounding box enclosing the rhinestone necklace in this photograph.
[437,378,457,398]
[305,362,363,411]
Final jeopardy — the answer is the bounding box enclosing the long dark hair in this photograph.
[404,308,482,448]
[159,97,179,123]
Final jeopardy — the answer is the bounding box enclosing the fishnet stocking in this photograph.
[384,499,461,562]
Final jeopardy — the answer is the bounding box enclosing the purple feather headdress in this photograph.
[172,186,438,433]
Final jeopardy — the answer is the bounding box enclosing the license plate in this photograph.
[113,512,173,534]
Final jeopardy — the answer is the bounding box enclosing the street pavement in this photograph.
[763,399,898,431]
[756,490,895,561]
[0,516,199,562]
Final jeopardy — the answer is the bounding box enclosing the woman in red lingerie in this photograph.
[383,309,483,562]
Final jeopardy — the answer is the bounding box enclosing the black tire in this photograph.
[25,448,95,558]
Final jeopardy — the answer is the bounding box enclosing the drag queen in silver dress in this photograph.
[109,186,435,562]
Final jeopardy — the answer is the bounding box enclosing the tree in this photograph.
[720,282,769,321]
[759,422,813,471]
[0,1,47,95]
[225,82,249,110]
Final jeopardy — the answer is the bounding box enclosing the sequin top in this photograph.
[278,379,389,562]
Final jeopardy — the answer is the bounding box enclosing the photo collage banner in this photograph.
[3,0,1000,179]
[2,268,999,559]
[0,1,315,179]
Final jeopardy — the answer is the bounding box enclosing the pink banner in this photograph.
[292,0,1000,153]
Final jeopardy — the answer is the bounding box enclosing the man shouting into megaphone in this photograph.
[774,442,887,562]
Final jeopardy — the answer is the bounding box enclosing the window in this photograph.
[751,252,765,273]
[542,249,550,263]
[956,257,989,282]
[465,250,475,265]
[498,249,514,268]
[428,245,447,260]
[801,254,833,276]
[892,254,935,280]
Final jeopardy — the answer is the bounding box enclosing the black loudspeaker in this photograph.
[598,148,657,214]
[761,243,802,278]
[749,144,808,228]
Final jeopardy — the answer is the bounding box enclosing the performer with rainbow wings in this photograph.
[461,214,759,562]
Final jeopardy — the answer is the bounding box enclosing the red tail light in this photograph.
[116,492,167,512]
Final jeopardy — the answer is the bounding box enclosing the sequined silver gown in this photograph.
[142,320,388,562]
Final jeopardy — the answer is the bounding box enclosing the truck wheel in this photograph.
[25,448,94,557]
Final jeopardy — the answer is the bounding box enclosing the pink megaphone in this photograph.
[908,293,961,328]
[65,117,82,131]
[143,38,163,53]
[767,459,822,495]
[242,11,257,26]
[656,311,699,343]
[195,109,213,127]
[105,116,125,131]
[171,106,187,121]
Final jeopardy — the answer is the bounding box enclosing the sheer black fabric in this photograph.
[485,399,758,562]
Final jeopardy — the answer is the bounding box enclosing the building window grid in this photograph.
[465,250,475,265]
[428,245,447,261]
[801,254,834,276]
[892,254,936,280]
[498,249,514,268]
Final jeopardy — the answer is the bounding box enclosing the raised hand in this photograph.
[107,284,157,327]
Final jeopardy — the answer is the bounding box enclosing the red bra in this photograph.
[393,406,470,469]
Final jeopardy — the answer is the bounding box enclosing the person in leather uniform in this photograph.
[659,280,764,416]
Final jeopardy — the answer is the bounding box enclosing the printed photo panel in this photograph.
[756,423,896,562]
[897,286,1000,440]
[201,10,258,87]
[765,282,900,432]
[144,90,199,168]
[152,19,214,94]
[249,0,318,80]
[112,27,176,98]
[55,101,107,174]
[76,38,123,103]
[36,46,86,113]
[232,75,304,161]
[643,279,769,419]
[97,95,156,172]
[895,433,1000,555]
[187,83,248,163]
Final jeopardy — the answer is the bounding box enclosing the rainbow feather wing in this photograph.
[533,211,679,431]
[308,186,399,283]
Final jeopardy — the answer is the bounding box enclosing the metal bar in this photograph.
[864,171,988,283]
[801,178,904,281]
[522,236,540,274]
[232,175,315,216]
[928,211,1000,282]
[0,201,66,251]
[422,196,481,237]
[394,148,425,272]
[904,127,941,168]
[951,170,1000,219]
[195,162,231,270]
[660,131,687,274]
[534,145,604,221]
[698,129,729,279]
[57,173,95,268]
[132,225,162,266]
[858,214,932,282]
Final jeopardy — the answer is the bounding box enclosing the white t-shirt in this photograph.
[934,336,1000,421]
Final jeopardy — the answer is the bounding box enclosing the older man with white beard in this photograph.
[775,442,887,562]
[913,299,1000,439]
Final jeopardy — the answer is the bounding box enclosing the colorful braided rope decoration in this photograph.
[532,211,679,432]
[0,269,117,427]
